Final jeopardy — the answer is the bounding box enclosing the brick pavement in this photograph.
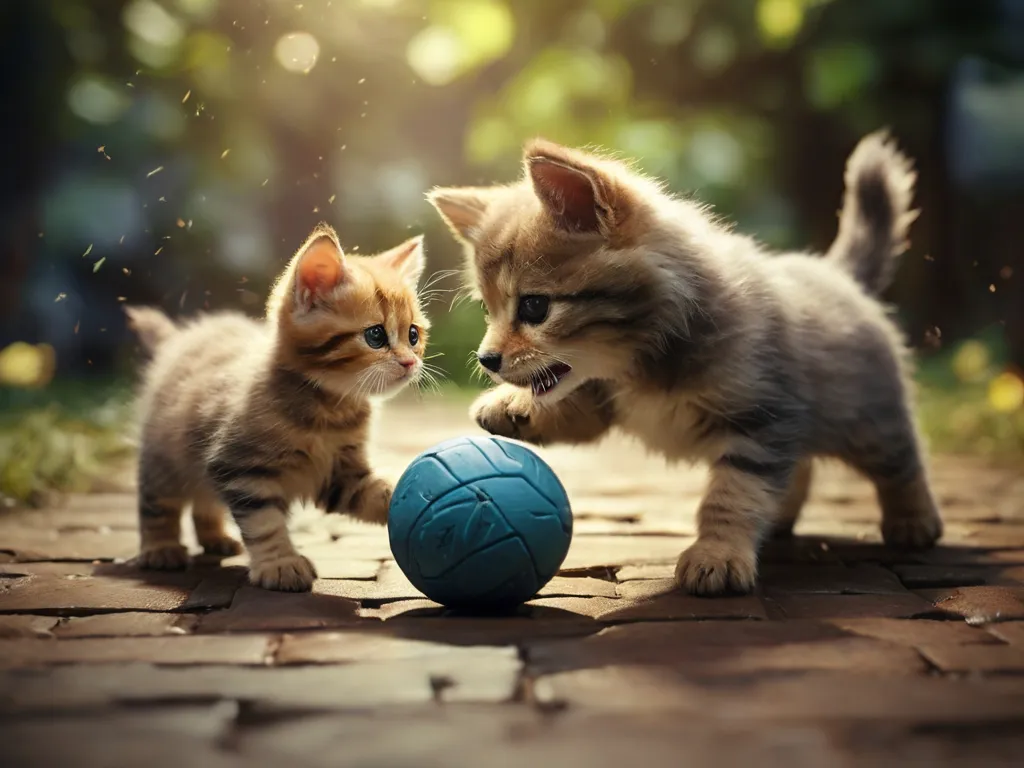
[1,395,1024,767]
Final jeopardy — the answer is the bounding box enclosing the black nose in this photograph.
[477,352,502,373]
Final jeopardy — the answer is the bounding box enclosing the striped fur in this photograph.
[429,132,942,596]
[124,226,428,592]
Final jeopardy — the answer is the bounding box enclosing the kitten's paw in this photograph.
[200,535,244,557]
[352,476,392,525]
[471,386,533,441]
[883,510,943,551]
[675,538,758,596]
[249,554,317,592]
[132,543,190,571]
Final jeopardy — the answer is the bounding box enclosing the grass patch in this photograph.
[0,381,135,507]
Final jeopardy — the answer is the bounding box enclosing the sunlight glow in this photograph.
[274,32,320,74]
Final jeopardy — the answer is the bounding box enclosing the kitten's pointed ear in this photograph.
[294,229,347,311]
[377,234,425,290]
[525,139,623,235]
[427,187,493,244]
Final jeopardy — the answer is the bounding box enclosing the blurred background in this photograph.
[1,0,1022,504]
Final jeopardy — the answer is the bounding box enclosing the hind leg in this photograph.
[191,489,244,557]
[771,459,813,539]
[132,491,189,570]
[846,412,942,550]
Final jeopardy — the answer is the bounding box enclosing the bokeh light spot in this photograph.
[952,340,991,383]
[989,371,1024,413]
[274,32,320,74]
[67,77,131,125]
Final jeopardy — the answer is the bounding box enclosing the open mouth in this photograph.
[530,362,572,397]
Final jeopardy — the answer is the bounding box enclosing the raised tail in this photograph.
[124,306,177,355]
[825,131,918,296]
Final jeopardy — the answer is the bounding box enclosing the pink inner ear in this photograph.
[530,159,600,232]
[297,239,344,298]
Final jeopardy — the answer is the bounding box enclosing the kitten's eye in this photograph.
[517,295,550,325]
[364,325,388,349]
[408,326,420,346]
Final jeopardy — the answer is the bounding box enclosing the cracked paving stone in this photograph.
[0,568,208,614]
[918,643,1024,673]
[0,651,520,712]
[767,592,939,620]
[275,630,497,664]
[1,704,248,768]
[828,618,1000,647]
[527,620,860,672]
[54,612,199,638]
[917,586,1024,625]
[611,579,768,620]
[758,563,906,594]
[0,615,59,638]
[987,621,1024,646]
[891,564,992,589]
[560,536,694,571]
[197,586,361,633]
[0,634,272,668]
[0,527,138,562]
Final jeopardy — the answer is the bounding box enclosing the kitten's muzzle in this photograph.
[477,352,502,373]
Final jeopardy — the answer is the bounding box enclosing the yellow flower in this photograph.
[989,371,1024,413]
[0,342,56,389]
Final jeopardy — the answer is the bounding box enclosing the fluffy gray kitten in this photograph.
[428,131,942,596]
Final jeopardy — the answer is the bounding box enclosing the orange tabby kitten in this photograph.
[124,225,428,591]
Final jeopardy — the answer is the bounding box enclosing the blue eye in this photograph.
[409,326,419,346]
[364,325,388,349]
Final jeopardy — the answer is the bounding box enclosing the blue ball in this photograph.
[388,436,573,609]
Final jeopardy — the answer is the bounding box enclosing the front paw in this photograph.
[675,538,758,596]
[470,386,533,441]
[249,554,317,592]
[351,475,392,525]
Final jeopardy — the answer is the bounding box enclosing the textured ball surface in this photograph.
[388,436,573,609]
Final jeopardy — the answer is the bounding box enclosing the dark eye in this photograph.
[408,326,419,346]
[364,325,388,349]
[517,295,550,325]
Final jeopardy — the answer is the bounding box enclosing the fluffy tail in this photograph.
[825,131,918,296]
[124,306,177,355]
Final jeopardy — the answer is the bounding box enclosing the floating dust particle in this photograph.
[182,90,191,104]
[328,194,336,204]
[924,254,934,262]
[989,284,996,293]
[99,327,106,333]
[176,218,186,228]
[221,149,231,159]
[261,179,269,187]
[154,247,163,256]
[159,196,166,202]
[312,206,319,213]
[119,235,125,245]
[97,146,110,160]
[1001,266,1014,280]
[147,166,164,178]
[74,321,80,335]
[54,293,67,303]
[358,78,366,84]
[92,257,106,273]
[117,296,126,302]
[82,244,93,258]
[179,291,188,308]
[123,268,131,275]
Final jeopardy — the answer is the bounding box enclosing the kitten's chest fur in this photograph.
[614,388,723,462]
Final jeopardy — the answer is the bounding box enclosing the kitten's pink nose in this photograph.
[398,358,416,370]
